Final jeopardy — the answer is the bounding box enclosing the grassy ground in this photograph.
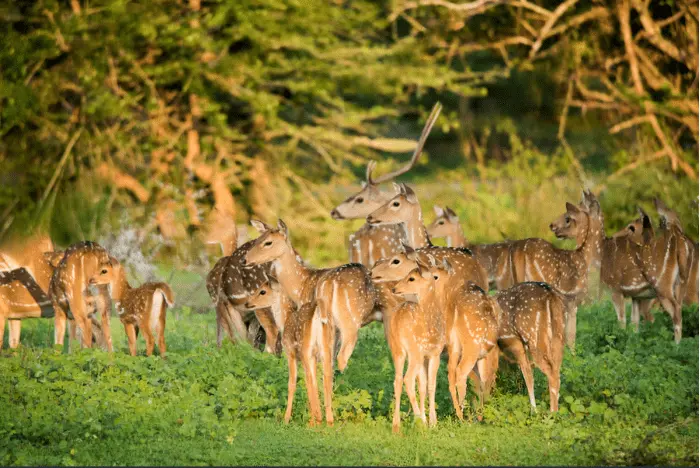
[1,298,698,466]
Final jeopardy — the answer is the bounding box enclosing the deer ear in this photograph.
[426,254,437,268]
[637,206,649,220]
[109,256,119,267]
[365,161,376,185]
[566,202,580,213]
[392,182,402,195]
[403,184,418,204]
[433,205,444,217]
[250,219,270,234]
[277,219,289,238]
[401,242,417,260]
[441,258,455,274]
[444,206,458,222]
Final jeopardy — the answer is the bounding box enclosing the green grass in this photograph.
[1,301,698,466]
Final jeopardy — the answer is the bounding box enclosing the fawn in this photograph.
[90,260,174,357]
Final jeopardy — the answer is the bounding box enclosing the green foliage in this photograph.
[1,300,697,466]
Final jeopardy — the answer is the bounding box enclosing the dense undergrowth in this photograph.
[0,301,698,466]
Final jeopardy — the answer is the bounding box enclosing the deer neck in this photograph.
[401,209,431,249]
[446,227,467,248]
[111,271,132,304]
[271,246,312,305]
[575,213,604,272]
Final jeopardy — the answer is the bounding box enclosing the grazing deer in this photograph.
[89,260,174,357]
[493,282,567,412]
[511,190,604,349]
[372,247,499,415]
[330,103,442,268]
[625,206,686,343]
[366,183,489,290]
[243,219,379,374]
[244,281,334,426]
[427,205,513,290]
[48,241,117,350]
[205,239,279,353]
[0,232,57,348]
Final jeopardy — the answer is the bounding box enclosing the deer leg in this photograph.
[321,322,335,426]
[631,299,641,332]
[456,352,479,415]
[417,364,427,419]
[447,341,462,420]
[143,327,155,357]
[301,350,322,426]
[403,356,424,424]
[158,305,167,358]
[255,308,279,355]
[658,296,682,344]
[392,350,407,433]
[479,346,500,399]
[215,302,231,347]
[509,342,536,412]
[99,299,113,352]
[611,291,626,328]
[53,302,68,347]
[0,317,5,349]
[284,351,297,424]
[638,298,655,323]
[564,303,577,352]
[124,323,138,356]
[8,320,21,348]
[427,354,441,427]
[336,326,359,373]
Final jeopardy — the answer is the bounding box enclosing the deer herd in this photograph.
[0,103,697,432]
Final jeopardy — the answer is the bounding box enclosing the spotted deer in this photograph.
[48,241,117,350]
[0,251,64,348]
[427,205,514,290]
[366,183,489,291]
[653,198,698,306]
[330,103,442,268]
[244,281,334,426]
[89,260,174,357]
[205,239,279,353]
[492,282,567,412]
[0,232,57,348]
[372,246,499,415]
[243,219,379,375]
[623,205,686,343]
[511,191,604,349]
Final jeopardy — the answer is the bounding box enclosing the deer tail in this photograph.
[150,283,173,333]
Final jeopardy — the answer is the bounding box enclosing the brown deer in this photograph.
[244,281,333,426]
[624,205,686,343]
[48,241,117,350]
[366,183,489,290]
[372,247,499,416]
[0,251,64,348]
[493,282,567,412]
[511,190,604,349]
[330,103,442,268]
[427,205,514,290]
[387,262,446,431]
[0,232,57,348]
[89,260,174,357]
[205,239,279,353]
[243,219,379,373]
[653,198,698,306]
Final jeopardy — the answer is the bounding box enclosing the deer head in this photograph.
[390,254,445,299]
[330,102,442,220]
[614,207,653,245]
[244,280,278,310]
[426,205,460,239]
[371,243,423,282]
[244,219,291,266]
[366,183,420,225]
[88,256,126,300]
[549,202,590,242]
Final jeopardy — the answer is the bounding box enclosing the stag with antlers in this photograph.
[330,103,442,268]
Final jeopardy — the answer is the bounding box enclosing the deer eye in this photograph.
[355,197,364,204]
[392,201,400,207]
[264,241,272,247]
[565,216,571,223]
[629,226,635,232]
[433,275,439,280]
[438,221,444,225]
[391,259,400,265]
[100,269,108,275]
[408,277,415,282]
[260,290,266,295]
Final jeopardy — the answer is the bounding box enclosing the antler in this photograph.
[369,102,442,184]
